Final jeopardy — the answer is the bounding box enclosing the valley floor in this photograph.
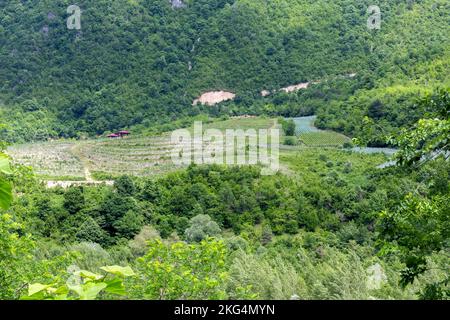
[7,116,395,185]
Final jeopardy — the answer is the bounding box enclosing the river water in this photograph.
[289,116,398,167]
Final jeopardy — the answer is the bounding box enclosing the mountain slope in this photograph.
[0,0,448,141]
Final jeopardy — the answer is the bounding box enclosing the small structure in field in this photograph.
[107,131,130,139]
[118,130,130,137]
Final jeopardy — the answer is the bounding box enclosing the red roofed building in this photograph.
[117,130,130,137]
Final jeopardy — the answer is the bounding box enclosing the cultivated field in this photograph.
[203,117,275,131]
[77,134,178,178]
[7,117,277,181]
[7,141,85,180]
[299,131,351,147]
[8,116,390,184]
[291,116,351,147]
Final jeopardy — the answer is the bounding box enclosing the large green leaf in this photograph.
[104,278,126,295]
[0,179,12,210]
[100,265,135,277]
[0,153,12,175]
[77,270,103,281]
[68,282,108,300]
[28,283,53,296]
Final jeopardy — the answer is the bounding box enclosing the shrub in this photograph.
[184,214,221,243]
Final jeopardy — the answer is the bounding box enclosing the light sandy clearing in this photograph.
[261,82,310,97]
[260,72,358,97]
[280,82,310,93]
[193,91,236,106]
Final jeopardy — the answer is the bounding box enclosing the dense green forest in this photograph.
[0,0,449,301]
[1,0,448,142]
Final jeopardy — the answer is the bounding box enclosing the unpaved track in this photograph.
[71,143,92,182]
[46,143,113,188]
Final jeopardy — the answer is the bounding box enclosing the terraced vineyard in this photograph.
[7,135,182,180]
[7,141,85,180]
[203,117,275,131]
[78,134,178,178]
[6,116,366,182]
[7,117,277,181]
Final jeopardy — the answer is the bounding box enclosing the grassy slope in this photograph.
[280,148,387,186]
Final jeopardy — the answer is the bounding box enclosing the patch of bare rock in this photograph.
[193,91,236,106]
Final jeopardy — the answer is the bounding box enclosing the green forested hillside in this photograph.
[0,0,449,302]
[1,0,448,141]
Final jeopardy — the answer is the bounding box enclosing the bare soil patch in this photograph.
[193,91,236,106]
